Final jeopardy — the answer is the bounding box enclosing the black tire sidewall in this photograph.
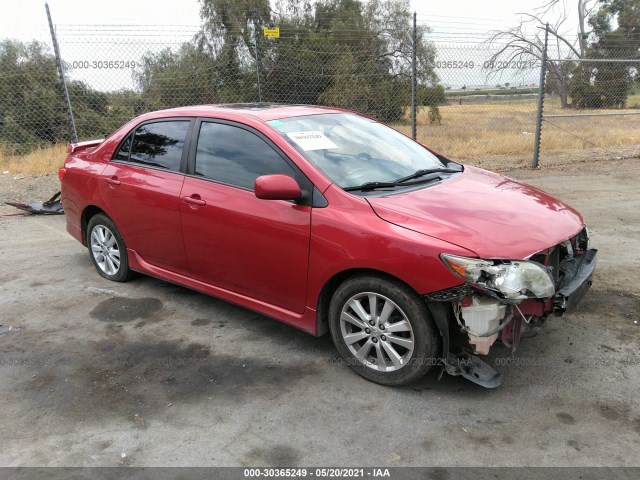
[328,275,440,386]
[86,213,132,282]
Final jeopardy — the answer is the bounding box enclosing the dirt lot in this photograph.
[0,159,638,467]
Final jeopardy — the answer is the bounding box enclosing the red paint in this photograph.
[367,166,584,260]
[518,299,546,317]
[254,174,302,200]
[180,176,311,313]
[99,162,188,275]
[61,105,587,335]
[461,295,474,307]
[66,139,104,154]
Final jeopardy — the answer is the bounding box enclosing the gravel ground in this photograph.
[0,158,638,468]
[0,173,60,215]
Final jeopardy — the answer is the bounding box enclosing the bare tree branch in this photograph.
[546,24,583,58]
[484,0,597,108]
[536,0,563,18]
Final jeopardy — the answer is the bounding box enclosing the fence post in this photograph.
[45,2,77,143]
[532,23,549,168]
[253,15,264,103]
[411,11,417,141]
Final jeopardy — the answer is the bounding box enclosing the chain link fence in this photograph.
[1,12,639,172]
[539,55,640,166]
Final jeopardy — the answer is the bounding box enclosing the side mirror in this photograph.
[254,174,302,201]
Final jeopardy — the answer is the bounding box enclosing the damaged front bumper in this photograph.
[426,240,597,389]
[554,248,597,315]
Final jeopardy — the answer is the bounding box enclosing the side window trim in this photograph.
[112,132,133,162]
[110,117,195,174]
[186,117,314,201]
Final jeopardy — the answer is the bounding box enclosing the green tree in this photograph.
[137,0,439,122]
[0,40,68,151]
[570,0,639,108]
[0,39,129,152]
[273,0,437,121]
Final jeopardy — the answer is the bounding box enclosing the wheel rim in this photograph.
[339,292,415,372]
[90,225,121,276]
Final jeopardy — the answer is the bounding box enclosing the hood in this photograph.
[367,166,584,259]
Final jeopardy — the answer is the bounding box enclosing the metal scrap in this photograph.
[0,325,23,337]
[5,191,64,215]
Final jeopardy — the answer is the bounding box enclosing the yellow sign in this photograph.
[263,27,280,39]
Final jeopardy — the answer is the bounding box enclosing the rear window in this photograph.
[126,120,189,172]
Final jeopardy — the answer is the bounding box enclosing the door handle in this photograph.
[105,176,121,186]
[182,195,206,207]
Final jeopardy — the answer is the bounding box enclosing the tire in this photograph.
[86,213,134,282]
[328,275,440,386]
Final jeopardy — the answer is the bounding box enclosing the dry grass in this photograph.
[3,99,640,175]
[393,98,640,168]
[0,144,67,175]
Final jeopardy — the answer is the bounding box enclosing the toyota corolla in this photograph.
[60,104,597,388]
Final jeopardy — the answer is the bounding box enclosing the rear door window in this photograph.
[128,121,190,172]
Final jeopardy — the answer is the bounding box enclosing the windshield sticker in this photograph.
[267,119,284,127]
[285,131,338,151]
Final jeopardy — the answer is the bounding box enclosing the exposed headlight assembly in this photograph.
[441,254,555,301]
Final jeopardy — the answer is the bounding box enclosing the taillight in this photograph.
[58,167,66,181]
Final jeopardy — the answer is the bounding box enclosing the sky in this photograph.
[0,0,583,89]
[0,0,568,38]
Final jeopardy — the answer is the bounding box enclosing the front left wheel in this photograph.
[86,213,133,282]
[328,275,440,386]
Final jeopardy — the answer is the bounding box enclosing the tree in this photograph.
[0,40,67,151]
[197,0,270,88]
[270,0,436,121]
[0,40,105,151]
[485,0,598,108]
[137,0,439,122]
[0,39,140,152]
[136,42,258,109]
[418,84,445,106]
[570,0,640,108]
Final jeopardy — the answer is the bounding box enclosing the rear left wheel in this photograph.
[87,213,133,282]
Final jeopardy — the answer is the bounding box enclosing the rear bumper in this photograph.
[553,249,597,315]
[66,220,84,245]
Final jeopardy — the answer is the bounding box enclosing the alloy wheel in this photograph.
[339,292,415,372]
[90,225,121,276]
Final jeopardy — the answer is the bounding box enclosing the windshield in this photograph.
[267,113,449,189]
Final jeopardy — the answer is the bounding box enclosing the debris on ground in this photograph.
[5,191,63,215]
[0,325,23,337]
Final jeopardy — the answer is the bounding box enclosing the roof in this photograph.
[153,103,347,122]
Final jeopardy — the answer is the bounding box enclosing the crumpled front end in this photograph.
[427,227,597,388]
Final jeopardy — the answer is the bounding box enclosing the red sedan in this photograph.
[60,104,596,388]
